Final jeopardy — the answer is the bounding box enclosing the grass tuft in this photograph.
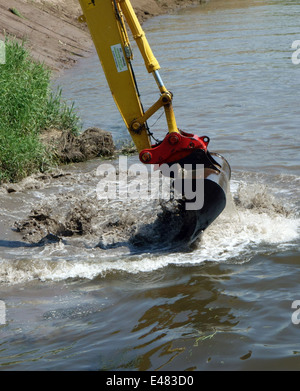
[0,38,81,183]
[9,8,25,19]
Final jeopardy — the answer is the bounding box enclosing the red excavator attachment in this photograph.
[139,130,231,245]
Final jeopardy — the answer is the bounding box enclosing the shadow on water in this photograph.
[0,234,67,249]
[0,240,33,248]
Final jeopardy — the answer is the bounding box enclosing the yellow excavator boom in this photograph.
[77,0,231,246]
[78,0,153,152]
[78,0,180,153]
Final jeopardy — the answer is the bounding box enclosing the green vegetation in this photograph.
[9,8,25,19]
[117,139,138,156]
[0,38,81,183]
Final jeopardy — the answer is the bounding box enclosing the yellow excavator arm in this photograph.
[78,0,231,245]
[78,0,179,155]
[78,0,151,152]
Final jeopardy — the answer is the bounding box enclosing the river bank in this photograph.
[0,0,206,73]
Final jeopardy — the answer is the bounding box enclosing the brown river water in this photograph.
[0,0,299,371]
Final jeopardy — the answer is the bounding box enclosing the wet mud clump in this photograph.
[41,127,115,164]
[14,194,104,243]
[14,202,96,242]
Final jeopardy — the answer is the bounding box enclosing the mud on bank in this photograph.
[40,127,115,164]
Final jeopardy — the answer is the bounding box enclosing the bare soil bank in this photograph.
[0,0,205,72]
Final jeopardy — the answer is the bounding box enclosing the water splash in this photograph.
[0,172,298,285]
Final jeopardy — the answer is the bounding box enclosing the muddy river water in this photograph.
[0,0,300,370]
